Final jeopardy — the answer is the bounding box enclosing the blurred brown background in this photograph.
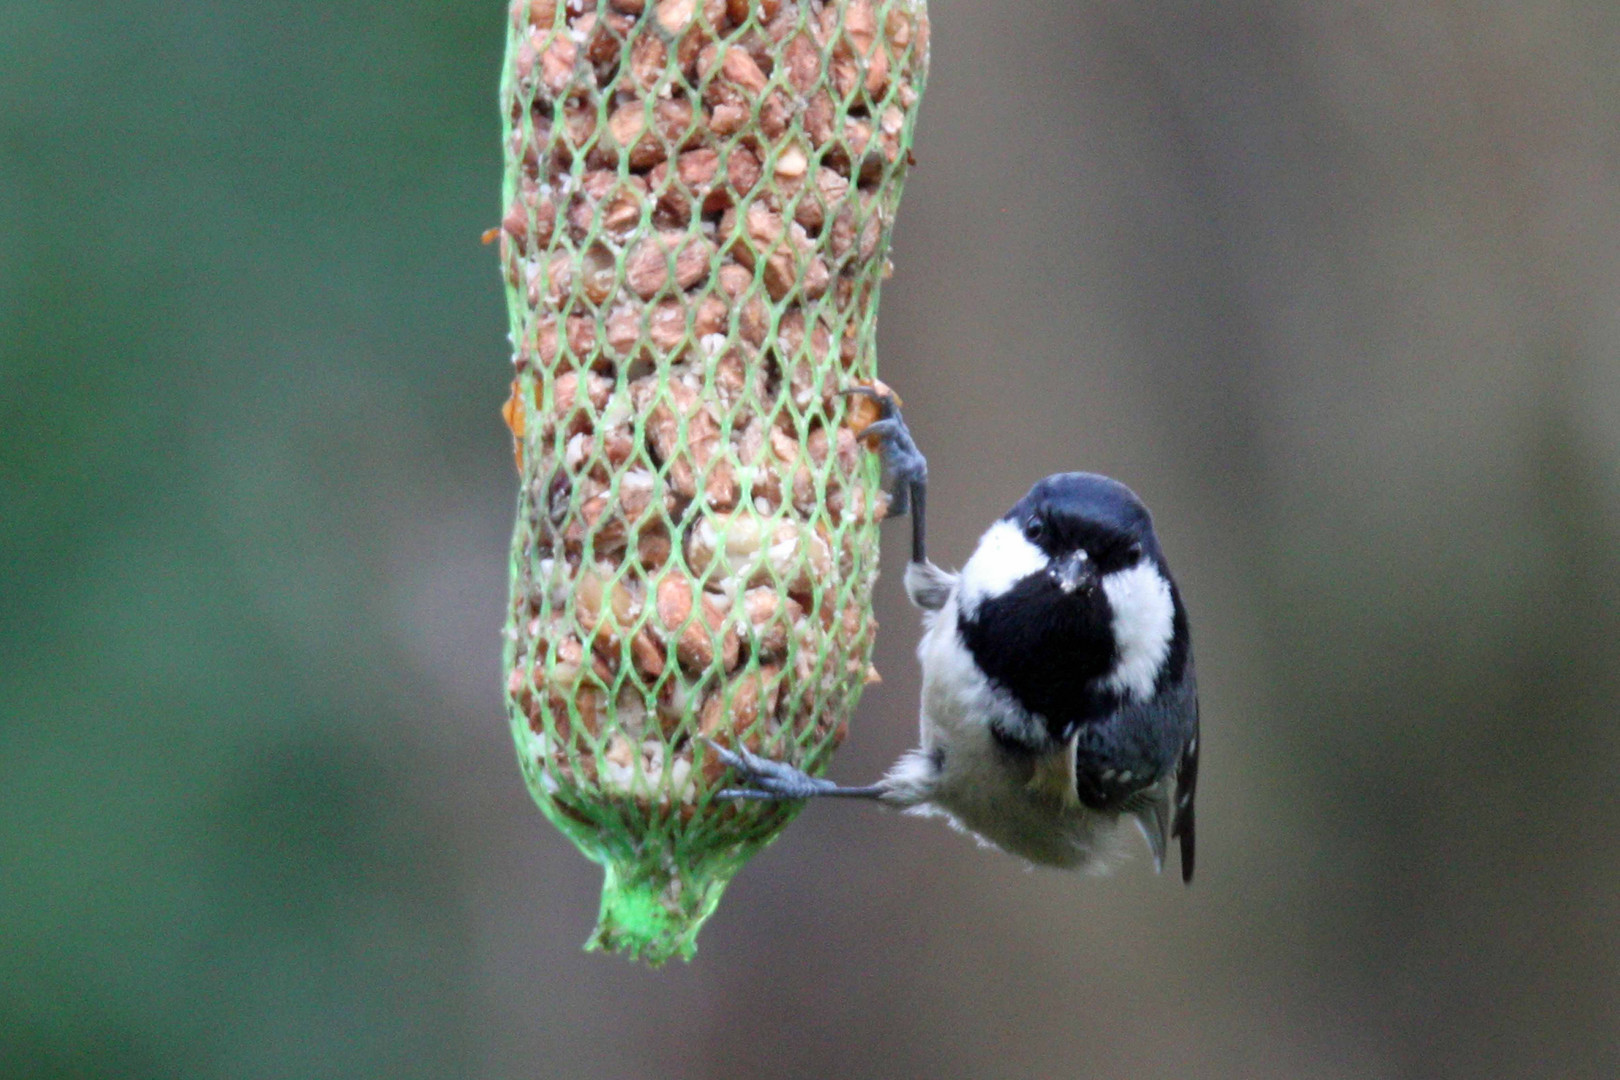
[4,2,1618,1077]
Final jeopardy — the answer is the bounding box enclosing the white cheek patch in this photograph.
[958,520,1047,620]
[1101,561,1175,699]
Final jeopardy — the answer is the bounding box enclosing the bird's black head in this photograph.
[957,473,1186,745]
[1005,473,1164,589]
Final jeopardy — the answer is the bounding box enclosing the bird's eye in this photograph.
[1023,517,1044,542]
[1125,542,1143,566]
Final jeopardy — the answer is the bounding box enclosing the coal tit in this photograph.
[714,390,1200,881]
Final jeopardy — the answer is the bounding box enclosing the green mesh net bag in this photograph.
[497,0,929,965]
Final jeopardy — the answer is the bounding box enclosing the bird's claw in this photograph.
[839,387,927,518]
[707,739,835,801]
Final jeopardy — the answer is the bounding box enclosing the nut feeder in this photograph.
[498,0,929,964]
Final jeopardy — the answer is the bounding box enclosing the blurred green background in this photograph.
[4,2,1618,1077]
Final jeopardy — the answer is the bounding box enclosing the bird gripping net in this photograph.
[499,0,929,964]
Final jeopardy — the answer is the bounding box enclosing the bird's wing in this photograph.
[1171,695,1199,883]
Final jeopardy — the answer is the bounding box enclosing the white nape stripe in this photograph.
[1100,561,1175,699]
[957,520,1047,620]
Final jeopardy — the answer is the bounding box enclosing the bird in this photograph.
[713,389,1200,882]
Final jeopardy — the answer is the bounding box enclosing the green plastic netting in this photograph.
[498,0,929,965]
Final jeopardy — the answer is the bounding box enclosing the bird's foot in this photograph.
[708,740,886,801]
[841,386,927,519]
[709,741,837,801]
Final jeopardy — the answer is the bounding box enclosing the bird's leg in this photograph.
[841,387,929,566]
[843,387,950,611]
[713,395,935,805]
[708,741,888,802]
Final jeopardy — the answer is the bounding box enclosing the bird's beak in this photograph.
[1052,550,1095,594]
